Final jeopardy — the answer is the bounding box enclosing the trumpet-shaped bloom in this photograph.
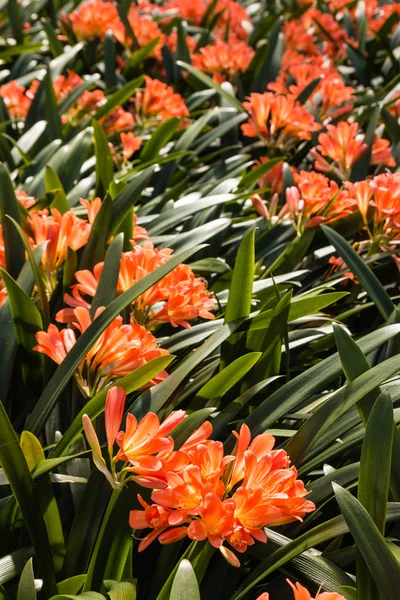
[242,92,321,149]
[132,77,189,126]
[312,122,395,179]
[282,170,357,233]
[256,581,346,599]
[58,242,215,329]
[115,410,186,471]
[0,80,36,120]
[67,0,120,40]
[287,580,346,600]
[28,208,91,292]
[34,307,169,396]
[192,40,255,83]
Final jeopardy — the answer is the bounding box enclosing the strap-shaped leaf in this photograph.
[321,224,394,320]
[0,402,56,597]
[334,483,400,600]
[170,560,200,600]
[225,229,255,322]
[357,391,394,600]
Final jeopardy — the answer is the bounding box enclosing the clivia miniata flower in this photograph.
[256,580,346,599]
[34,307,169,397]
[57,242,215,329]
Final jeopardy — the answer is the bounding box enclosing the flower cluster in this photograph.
[57,240,215,329]
[257,580,346,600]
[34,308,169,397]
[241,92,321,150]
[83,387,315,566]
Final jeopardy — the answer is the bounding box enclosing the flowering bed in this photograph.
[0,0,400,598]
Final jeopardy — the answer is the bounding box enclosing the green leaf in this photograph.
[25,70,62,140]
[0,163,25,278]
[239,157,285,190]
[49,594,106,599]
[111,166,155,235]
[0,402,57,597]
[79,195,112,271]
[350,105,381,181]
[140,118,180,163]
[321,225,395,320]
[193,352,261,403]
[0,245,44,400]
[339,587,357,600]
[45,165,70,213]
[170,560,200,600]
[104,580,137,600]
[249,292,348,331]
[131,320,243,421]
[264,228,315,277]
[17,559,36,600]
[93,120,114,198]
[104,31,117,88]
[20,432,65,574]
[333,323,400,501]
[357,391,394,600]
[177,61,244,112]
[225,229,255,322]
[7,0,23,44]
[0,268,43,357]
[296,76,321,104]
[333,323,379,424]
[57,576,86,595]
[242,324,400,437]
[123,38,160,77]
[91,233,123,316]
[93,77,144,122]
[334,484,400,600]
[285,355,400,465]
[26,244,204,435]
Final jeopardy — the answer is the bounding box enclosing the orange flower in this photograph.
[269,63,354,120]
[287,580,346,600]
[115,410,186,471]
[53,71,83,102]
[281,171,356,233]
[58,242,215,329]
[132,76,189,126]
[120,132,142,160]
[130,495,187,551]
[256,581,346,600]
[192,40,254,83]
[242,92,321,149]
[34,307,169,396]
[370,172,400,235]
[130,420,314,564]
[27,208,91,293]
[187,493,236,547]
[0,80,34,119]
[67,0,120,40]
[105,386,126,454]
[311,122,367,179]
[345,180,373,222]
[312,122,395,179]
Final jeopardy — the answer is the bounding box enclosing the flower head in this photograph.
[34,307,169,396]
[58,242,215,329]
[242,92,321,149]
[133,77,189,126]
[193,40,254,83]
